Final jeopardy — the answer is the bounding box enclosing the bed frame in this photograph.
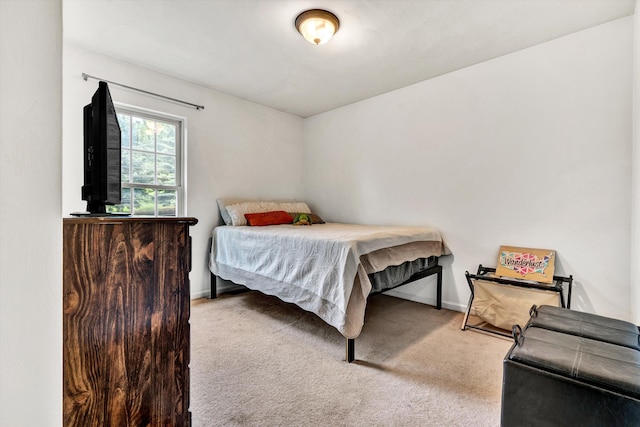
[209,257,443,363]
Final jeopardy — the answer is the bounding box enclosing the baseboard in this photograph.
[191,274,248,299]
[191,289,210,299]
[383,288,466,313]
[193,283,468,312]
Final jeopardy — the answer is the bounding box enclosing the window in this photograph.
[108,108,184,216]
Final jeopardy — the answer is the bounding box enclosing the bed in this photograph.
[208,199,450,362]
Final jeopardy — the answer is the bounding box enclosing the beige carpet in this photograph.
[190,292,512,426]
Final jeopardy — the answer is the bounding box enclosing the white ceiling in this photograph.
[63,0,635,118]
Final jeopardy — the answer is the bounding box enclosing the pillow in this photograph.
[292,213,312,225]
[217,198,247,225]
[226,201,311,226]
[289,212,325,224]
[244,210,293,226]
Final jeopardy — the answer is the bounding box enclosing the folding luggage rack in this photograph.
[461,264,573,337]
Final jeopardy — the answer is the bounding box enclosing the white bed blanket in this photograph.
[209,223,449,338]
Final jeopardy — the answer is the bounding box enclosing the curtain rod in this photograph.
[82,73,204,110]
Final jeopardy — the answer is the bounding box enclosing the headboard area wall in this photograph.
[303,17,633,320]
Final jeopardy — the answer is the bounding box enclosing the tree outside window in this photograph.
[107,109,183,216]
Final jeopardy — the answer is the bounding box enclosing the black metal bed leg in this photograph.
[346,338,355,363]
[210,272,218,299]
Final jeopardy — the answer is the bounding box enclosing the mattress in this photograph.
[209,222,449,338]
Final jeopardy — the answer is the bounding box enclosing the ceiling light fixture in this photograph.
[295,9,340,45]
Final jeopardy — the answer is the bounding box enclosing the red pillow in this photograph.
[244,210,293,226]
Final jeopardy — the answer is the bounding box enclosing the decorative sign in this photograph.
[496,246,555,284]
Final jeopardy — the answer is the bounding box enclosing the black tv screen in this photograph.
[81,81,122,214]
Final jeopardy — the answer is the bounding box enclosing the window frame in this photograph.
[114,104,186,217]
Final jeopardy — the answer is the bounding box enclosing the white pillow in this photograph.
[217,198,247,225]
[226,201,311,226]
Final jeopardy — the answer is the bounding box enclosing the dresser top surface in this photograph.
[64,216,198,225]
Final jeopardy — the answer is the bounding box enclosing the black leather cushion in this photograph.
[510,327,640,399]
[529,305,640,350]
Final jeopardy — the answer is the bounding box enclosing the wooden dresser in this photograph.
[63,217,197,426]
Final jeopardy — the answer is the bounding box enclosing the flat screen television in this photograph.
[74,81,126,216]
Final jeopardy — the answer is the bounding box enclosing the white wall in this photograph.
[632,1,640,324]
[0,1,62,425]
[304,17,633,320]
[63,44,305,298]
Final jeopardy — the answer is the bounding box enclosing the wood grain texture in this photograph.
[63,218,196,426]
